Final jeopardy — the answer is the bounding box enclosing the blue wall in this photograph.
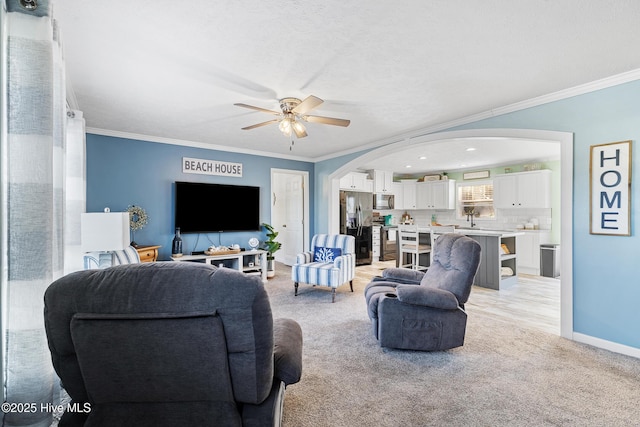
[86,134,314,260]
[315,79,640,350]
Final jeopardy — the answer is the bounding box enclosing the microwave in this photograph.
[373,193,395,210]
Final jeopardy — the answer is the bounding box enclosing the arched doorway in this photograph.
[327,128,573,339]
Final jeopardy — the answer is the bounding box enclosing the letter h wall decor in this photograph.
[590,140,632,236]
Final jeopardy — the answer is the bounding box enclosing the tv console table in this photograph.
[171,249,268,282]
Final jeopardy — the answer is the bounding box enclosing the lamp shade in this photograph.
[81,212,130,252]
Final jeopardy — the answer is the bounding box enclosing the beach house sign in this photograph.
[182,157,243,177]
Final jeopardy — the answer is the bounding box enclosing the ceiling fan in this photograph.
[234,95,350,139]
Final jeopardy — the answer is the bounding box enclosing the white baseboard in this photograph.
[572,332,640,359]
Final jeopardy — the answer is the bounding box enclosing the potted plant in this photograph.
[261,222,282,278]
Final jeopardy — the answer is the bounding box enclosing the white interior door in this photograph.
[271,169,308,266]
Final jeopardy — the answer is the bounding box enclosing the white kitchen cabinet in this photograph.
[516,231,552,275]
[372,170,394,193]
[391,182,403,208]
[400,182,417,209]
[416,180,456,209]
[340,172,373,192]
[493,170,551,209]
[372,226,381,261]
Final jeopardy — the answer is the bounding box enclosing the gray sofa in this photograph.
[364,233,481,351]
[44,262,302,426]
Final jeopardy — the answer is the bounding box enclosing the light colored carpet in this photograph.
[268,263,640,427]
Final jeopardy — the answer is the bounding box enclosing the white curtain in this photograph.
[1,1,77,425]
[65,110,87,274]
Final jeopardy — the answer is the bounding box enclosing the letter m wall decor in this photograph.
[590,140,632,236]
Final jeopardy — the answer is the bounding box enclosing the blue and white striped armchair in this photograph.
[83,245,141,269]
[291,234,356,303]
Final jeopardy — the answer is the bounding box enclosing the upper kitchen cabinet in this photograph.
[340,172,373,192]
[371,170,394,193]
[493,170,551,209]
[400,181,417,209]
[416,180,456,210]
[391,182,404,208]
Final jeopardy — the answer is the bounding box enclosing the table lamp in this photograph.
[81,211,130,268]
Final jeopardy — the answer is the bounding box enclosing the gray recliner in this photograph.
[44,262,303,427]
[364,233,481,351]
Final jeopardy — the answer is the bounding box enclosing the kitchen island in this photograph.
[398,227,524,290]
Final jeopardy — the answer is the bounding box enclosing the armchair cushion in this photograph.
[419,234,481,305]
[396,285,460,310]
[313,246,342,262]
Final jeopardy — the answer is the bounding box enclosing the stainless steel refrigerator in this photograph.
[339,190,373,265]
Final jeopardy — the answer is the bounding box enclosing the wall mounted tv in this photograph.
[175,181,260,233]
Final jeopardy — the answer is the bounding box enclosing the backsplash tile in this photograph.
[378,208,552,231]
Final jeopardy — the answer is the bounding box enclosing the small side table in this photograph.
[134,245,161,263]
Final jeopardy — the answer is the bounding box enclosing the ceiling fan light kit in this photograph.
[234,95,350,144]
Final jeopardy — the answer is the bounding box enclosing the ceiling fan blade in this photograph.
[302,115,351,127]
[234,103,281,115]
[241,119,279,130]
[292,95,323,115]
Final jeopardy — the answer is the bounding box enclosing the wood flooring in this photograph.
[356,260,561,335]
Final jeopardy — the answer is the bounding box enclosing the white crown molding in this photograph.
[316,68,640,163]
[85,127,315,163]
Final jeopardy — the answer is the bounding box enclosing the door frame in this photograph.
[326,128,574,340]
[270,168,310,265]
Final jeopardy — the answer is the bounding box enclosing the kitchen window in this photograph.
[457,180,495,220]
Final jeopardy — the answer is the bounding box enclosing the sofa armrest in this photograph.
[242,380,286,427]
[333,253,354,269]
[381,268,424,284]
[295,251,313,265]
[273,318,303,386]
[396,285,460,310]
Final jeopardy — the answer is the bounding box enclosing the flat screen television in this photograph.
[175,181,260,233]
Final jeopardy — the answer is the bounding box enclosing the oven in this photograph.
[380,226,397,261]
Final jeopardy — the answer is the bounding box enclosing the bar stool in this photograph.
[398,224,431,271]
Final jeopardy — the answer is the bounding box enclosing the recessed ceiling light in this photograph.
[419,156,427,160]
[405,165,412,168]
[466,147,476,152]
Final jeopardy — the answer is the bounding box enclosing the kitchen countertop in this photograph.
[373,223,398,229]
[416,227,524,237]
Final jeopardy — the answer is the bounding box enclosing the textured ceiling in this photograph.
[55,1,640,170]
